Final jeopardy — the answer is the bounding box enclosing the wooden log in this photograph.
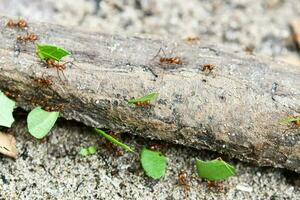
[0,16,299,172]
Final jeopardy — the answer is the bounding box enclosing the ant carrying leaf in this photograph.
[128,92,158,106]
[35,44,75,82]
[279,116,300,127]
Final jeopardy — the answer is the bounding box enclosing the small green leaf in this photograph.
[36,44,71,61]
[94,128,134,152]
[196,158,235,181]
[140,147,167,179]
[0,91,16,127]
[79,146,97,156]
[279,117,300,125]
[128,92,158,104]
[27,107,59,139]
[79,148,89,156]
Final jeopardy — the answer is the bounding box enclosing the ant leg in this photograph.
[59,69,68,83]
[56,69,64,83]
[151,47,164,61]
[160,47,167,57]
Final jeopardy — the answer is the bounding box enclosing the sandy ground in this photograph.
[0,0,300,199]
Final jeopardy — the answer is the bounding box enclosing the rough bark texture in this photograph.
[0,16,299,172]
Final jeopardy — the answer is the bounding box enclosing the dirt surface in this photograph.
[0,0,300,199]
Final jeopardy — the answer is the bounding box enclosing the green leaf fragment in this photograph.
[79,148,89,156]
[196,158,235,181]
[36,44,71,61]
[128,92,158,104]
[27,107,59,139]
[88,146,97,154]
[80,146,97,156]
[0,91,16,127]
[140,147,167,179]
[94,128,134,152]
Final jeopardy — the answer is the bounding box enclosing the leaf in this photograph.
[140,147,167,179]
[36,44,71,61]
[196,158,235,181]
[279,116,300,125]
[0,132,17,158]
[94,128,134,152]
[0,91,16,127]
[27,107,59,139]
[79,146,97,156]
[128,92,158,104]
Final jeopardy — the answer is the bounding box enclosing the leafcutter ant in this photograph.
[44,104,65,112]
[185,36,200,43]
[17,33,38,43]
[202,64,214,72]
[206,181,225,193]
[178,171,190,193]
[33,75,53,87]
[153,48,183,65]
[4,90,20,100]
[42,59,75,82]
[6,19,28,29]
[134,101,151,107]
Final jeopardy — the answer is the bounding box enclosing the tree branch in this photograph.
[0,16,299,172]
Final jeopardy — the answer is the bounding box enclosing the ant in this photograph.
[178,171,190,193]
[135,101,151,107]
[4,91,20,100]
[42,59,75,82]
[17,33,38,43]
[206,181,225,193]
[153,48,182,65]
[6,19,28,29]
[44,104,65,112]
[185,36,200,43]
[33,75,53,87]
[202,64,214,72]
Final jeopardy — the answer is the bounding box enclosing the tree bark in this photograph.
[0,16,299,172]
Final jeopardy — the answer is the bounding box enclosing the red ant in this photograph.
[178,171,190,193]
[44,104,65,112]
[202,64,214,72]
[134,101,151,107]
[153,48,182,65]
[206,181,226,193]
[34,75,53,87]
[42,59,75,82]
[185,36,200,43]
[4,91,20,100]
[17,33,38,43]
[6,19,28,29]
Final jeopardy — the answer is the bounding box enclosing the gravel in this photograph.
[0,0,299,199]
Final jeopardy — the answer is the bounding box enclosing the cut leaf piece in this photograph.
[27,107,59,139]
[128,92,158,104]
[94,128,134,152]
[0,132,17,158]
[196,158,235,181]
[79,146,97,156]
[0,91,16,127]
[140,147,167,179]
[36,44,71,61]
